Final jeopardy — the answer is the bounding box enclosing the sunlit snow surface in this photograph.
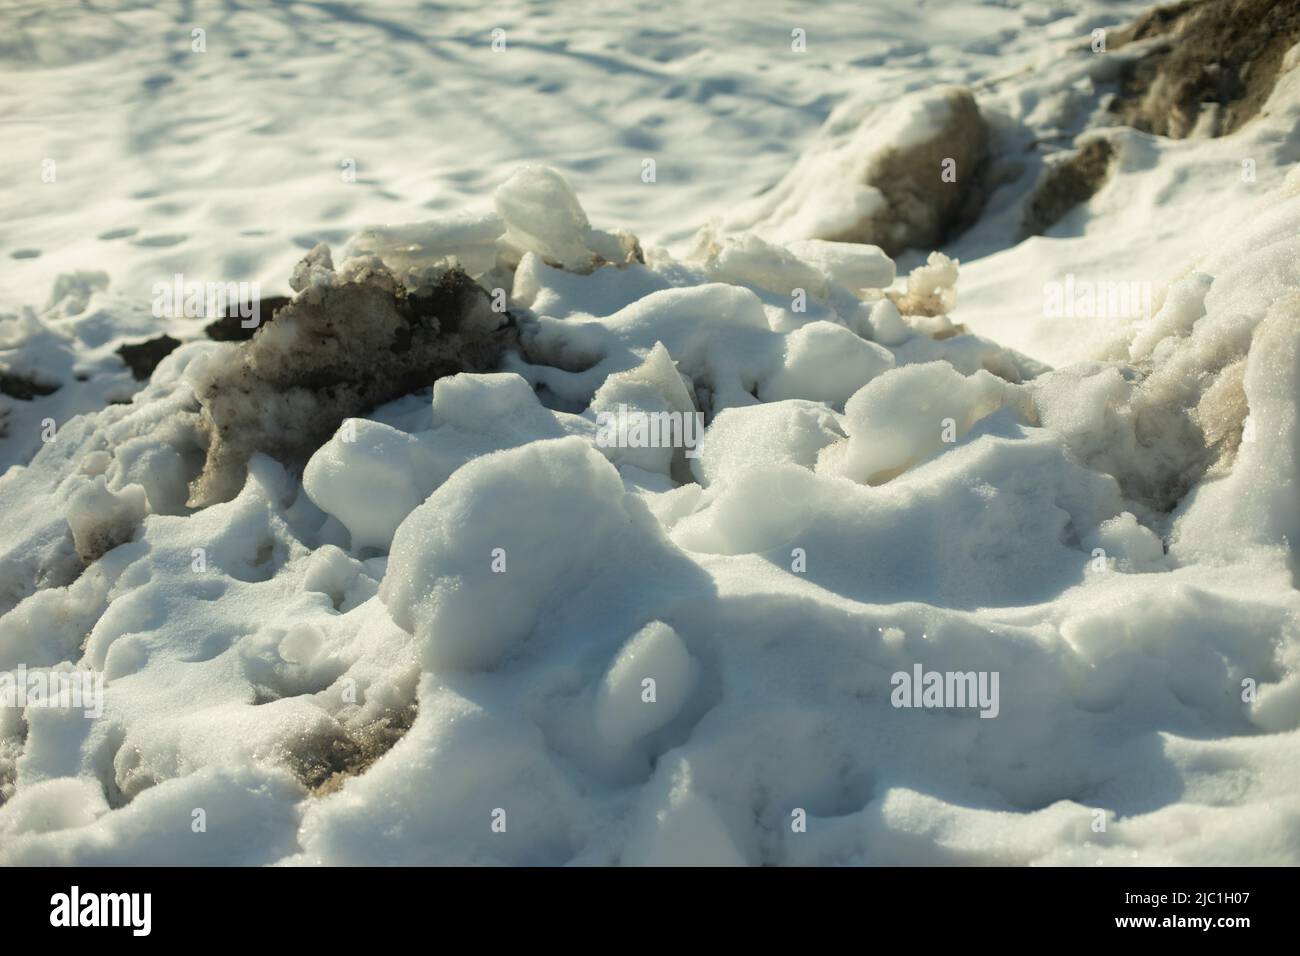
[3,0,1300,865]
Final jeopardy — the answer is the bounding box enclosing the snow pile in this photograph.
[2,148,1299,866]
[3,0,1300,867]
[380,436,681,673]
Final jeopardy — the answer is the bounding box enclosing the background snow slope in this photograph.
[2,0,1146,313]
[3,0,1300,867]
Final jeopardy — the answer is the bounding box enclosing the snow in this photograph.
[758,320,895,406]
[381,435,679,672]
[693,400,845,488]
[3,0,1300,867]
[839,362,1012,482]
[303,420,447,553]
[786,239,896,293]
[594,621,698,750]
[725,86,985,251]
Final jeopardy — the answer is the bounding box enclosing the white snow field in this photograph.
[3,0,1300,865]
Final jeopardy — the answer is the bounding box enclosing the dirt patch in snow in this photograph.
[1109,0,1300,138]
[837,88,990,255]
[189,248,518,506]
[204,294,293,342]
[1022,138,1116,236]
[116,334,181,380]
[286,703,418,796]
[0,368,60,400]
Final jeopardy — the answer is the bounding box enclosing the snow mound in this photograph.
[3,145,1300,867]
[381,436,678,671]
[595,621,698,750]
[724,86,989,255]
[758,321,895,407]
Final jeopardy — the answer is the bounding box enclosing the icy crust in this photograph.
[344,165,644,290]
[3,164,1300,866]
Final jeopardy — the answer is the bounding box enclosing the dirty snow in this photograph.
[2,0,1300,867]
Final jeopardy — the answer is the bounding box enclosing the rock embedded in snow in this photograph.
[203,295,293,343]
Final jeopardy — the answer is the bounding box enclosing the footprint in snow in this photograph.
[131,234,187,248]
